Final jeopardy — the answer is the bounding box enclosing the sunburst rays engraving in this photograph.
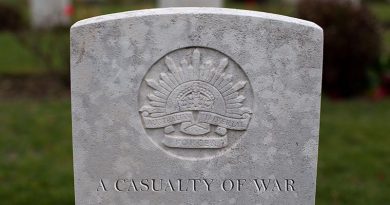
[140,49,251,118]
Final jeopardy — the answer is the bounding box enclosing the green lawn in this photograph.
[0,99,74,205]
[316,99,390,204]
[0,98,389,204]
[0,32,41,75]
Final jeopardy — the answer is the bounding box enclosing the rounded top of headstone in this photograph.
[71,7,322,31]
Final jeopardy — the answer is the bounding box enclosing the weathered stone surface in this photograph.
[158,0,223,8]
[30,0,70,28]
[71,8,323,205]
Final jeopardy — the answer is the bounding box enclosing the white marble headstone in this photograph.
[30,0,70,28]
[158,0,223,8]
[71,8,323,205]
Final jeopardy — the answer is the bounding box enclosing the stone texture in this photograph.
[30,0,70,29]
[158,0,223,8]
[71,8,323,205]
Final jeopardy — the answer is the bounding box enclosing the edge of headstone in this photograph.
[70,7,322,32]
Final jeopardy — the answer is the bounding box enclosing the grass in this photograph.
[316,99,390,204]
[0,32,41,75]
[0,99,74,205]
[0,98,389,204]
[0,30,70,76]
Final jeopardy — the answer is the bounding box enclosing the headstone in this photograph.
[158,0,223,8]
[30,0,71,28]
[71,8,323,205]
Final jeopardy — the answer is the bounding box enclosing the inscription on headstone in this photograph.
[71,8,323,204]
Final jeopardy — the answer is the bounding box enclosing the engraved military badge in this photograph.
[139,47,253,156]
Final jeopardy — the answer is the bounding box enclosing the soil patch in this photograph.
[0,74,69,99]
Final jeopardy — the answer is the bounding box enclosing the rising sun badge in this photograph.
[139,48,252,150]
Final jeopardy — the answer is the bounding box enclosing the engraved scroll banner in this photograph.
[198,112,250,130]
[142,111,250,130]
[143,112,193,128]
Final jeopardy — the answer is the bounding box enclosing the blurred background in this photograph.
[0,0,389,204]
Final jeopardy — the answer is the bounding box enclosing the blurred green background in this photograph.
[0,0,389,204]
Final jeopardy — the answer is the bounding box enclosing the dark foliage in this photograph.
[297,0,382,97]
[0,3,24,31]
[362,0,388,3]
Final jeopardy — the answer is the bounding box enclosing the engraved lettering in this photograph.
[272,179,282,191]
[286,179,295,191]
[188,179,202,191]
[177,179,188,192]
[140,179,150,191]
[151,179,163,191]
[96,178,296,193]
[222,179,234,192]
[115,179,125,192]
[252,179,296,192]
[97,179,107,192]
[128,179,139,192]
[203,179,214,191]
[253,179,271,192]
[237,179,246,191]
[164,179,175,191]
